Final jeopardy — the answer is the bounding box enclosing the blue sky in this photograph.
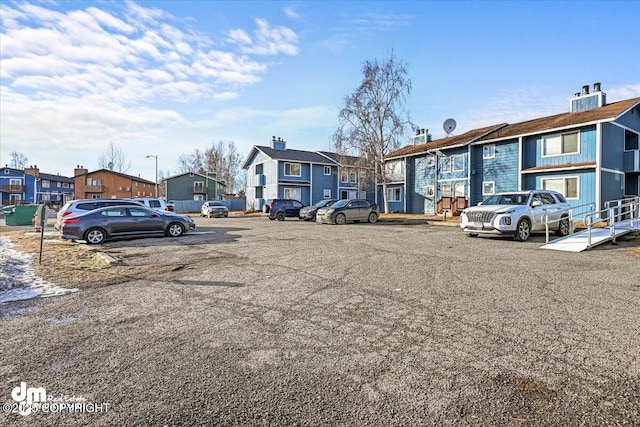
[1,0,639,184]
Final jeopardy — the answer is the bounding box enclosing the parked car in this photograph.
[266,199,304,221]
[61,205,195,244]
[299,199,338,221]
[127,197,170,212]
[460,190,571,241]
[166,200,176,212]
[316,199,380,225]
[201,201,229,218]
[55,199,144,230]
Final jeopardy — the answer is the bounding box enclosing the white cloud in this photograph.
[284,5,302,19]
[228,18,299,56]
[0,1,301,175]
[605,83,640,102]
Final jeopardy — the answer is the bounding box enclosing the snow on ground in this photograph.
[0,237,78,304]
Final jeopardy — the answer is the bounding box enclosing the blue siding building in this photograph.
[1,167,36,205]
[385,84,640,216]
[242,137,373,211]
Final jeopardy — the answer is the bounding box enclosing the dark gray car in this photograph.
[61,205,195,244]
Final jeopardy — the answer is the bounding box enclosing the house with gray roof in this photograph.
[242,137,374,211]
[384,83,640,216]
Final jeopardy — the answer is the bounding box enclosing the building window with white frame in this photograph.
[323,189,331,199]
[542,176,579,199]
[483,144,496,159]
[482,181,495,195]
[440,183,452,198]
[542,132,579,157]
[440,157,452,173]
[284,163,301,177]
[340,170,348,183]
[452,155,465,172]
[349,171,357,183]
[284,187,301,200]
[324,166,331,175]
[387,187,401,202]
[41,180,50,188]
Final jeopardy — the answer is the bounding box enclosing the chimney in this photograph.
[571,83,606,113]
[24,165,40,178]
[581,85,589,95]
[271,136,286,151]
[593,82,601,92]
[74,165,88,177]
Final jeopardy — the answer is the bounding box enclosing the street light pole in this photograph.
[146,155,158,197]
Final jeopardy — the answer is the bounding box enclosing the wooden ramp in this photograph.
[541,219,639,252]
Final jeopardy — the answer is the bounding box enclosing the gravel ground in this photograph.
[1,216,639,426]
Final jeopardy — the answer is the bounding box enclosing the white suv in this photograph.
[460,190,571,241]
[127,197,169,212]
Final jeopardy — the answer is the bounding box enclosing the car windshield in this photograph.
[482,194,528,205]
[315,200,333,208]
[331,200,348,208]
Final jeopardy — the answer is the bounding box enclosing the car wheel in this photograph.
[556,217,570,236]
[276,212,285,221]
[335,213,346,225]
[269,216,275,221]
[224,214,228,218]
[467,233,479,238]
[514,218,531,241]
[368,212,378,223]
[84,228,106,245]
[167,222,184,237]
[311,214,316,222]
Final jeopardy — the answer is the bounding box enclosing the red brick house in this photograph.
[73,166,156,199]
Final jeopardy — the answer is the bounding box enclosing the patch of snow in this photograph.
[0,237,78,304]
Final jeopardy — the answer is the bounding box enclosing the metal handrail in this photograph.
[543,202,596,244]
[583,199,640,249]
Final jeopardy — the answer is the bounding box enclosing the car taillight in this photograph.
[62,211,72,217]
[62,217,80,224]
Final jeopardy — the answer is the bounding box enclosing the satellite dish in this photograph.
[443,118,457,136]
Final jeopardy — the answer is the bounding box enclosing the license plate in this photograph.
[472,222,483,228]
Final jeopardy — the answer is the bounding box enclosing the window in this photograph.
[194,194,203,201]
[454,182,465,198]
[194,181,204,191]
[440,184,452,198]
[341,170,348,183]
[101,208,126,217]
[452,155,465,172]
[255,163,263,174]
[542,132,579,157]
[129,208,152,217]
[42,194,50,201]
[483,144,496,159]
[323,189,331,198]
[625,130,639,150]
[9,178,21,186]
[482,181,495,195]
[62,182,69,188]
[57,182,61,187]
[542,177,579,199]
[9,194,22,201]
[255,187,263,198]
[349,171,357,183]
[91,194,101,199]
[324,166,331,175]
[284,163,301,177]
[440,157,452,173]
[387,187,401,202]
[284,187,301,200]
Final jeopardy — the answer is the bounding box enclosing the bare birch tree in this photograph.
[333,51,412,213]
[98,142,131,173]
[9,151,28,169]
[176,141,242,193]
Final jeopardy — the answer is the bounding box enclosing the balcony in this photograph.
[2,185,26,193]
[254,174,266,186]
[84,184,104,192]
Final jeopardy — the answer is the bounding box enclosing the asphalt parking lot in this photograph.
[1,215,639,426]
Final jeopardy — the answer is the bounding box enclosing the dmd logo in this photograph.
[11,382,46,416]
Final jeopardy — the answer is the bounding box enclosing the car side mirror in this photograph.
[477,202,483,206]
[151,213,159,217]
[531,200,543,208]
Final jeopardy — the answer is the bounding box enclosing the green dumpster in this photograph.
[4,205,39,226]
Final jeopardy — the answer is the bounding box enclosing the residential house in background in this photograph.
[73,166,156,200]
[23,165,74,207]
[243,137,374,211]
[383,84,640,217]
[164,171,226,202]
[1,166,36,206]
